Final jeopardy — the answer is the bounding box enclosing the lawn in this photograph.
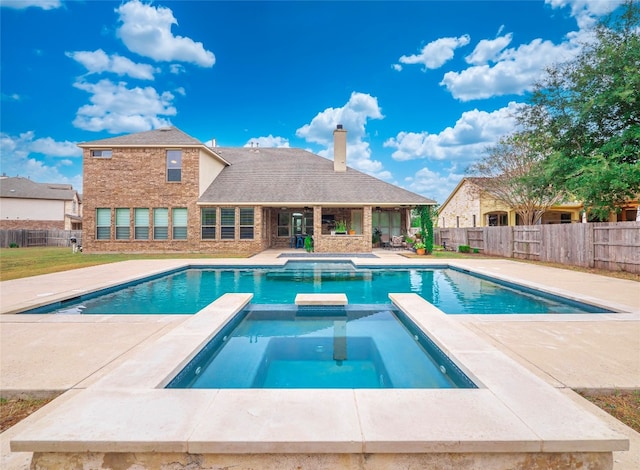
[0,246,248,281]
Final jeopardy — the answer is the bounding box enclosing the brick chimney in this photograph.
[333,124,347,172]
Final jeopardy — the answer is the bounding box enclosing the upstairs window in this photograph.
[239,208,254,239]
[96,208,111,240]
[91,149,112,158]
[115,208,130,240]
[172,208,188,240]
[167,150,182,182]
[153,208,169,240]
[220,208,235,239]
[201,208,216,239]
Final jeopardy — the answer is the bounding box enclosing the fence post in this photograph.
[587,223,595,268]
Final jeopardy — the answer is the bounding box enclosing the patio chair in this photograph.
[380,234,390,249]
[390,235,404,250]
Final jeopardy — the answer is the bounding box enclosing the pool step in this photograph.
[295,293,348,306]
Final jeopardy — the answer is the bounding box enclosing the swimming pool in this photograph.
[24,261,611,314]
[167,305,477,389]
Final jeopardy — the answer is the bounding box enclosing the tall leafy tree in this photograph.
[522,0,640,219]
[468,132,564,225]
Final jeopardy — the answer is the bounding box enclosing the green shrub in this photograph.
[473,248,479,254]
[458,245,471,253]
[9,243,19,248]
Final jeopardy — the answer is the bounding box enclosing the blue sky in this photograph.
[0,0,624,204]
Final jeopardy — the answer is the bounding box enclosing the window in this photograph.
[91,149,112,158]
[172,208,188,240]
[96,208,111,240]
[201,208,216,239]
[135,208,149,240]
[115,208,130,240]
[167,150,182,182]
[560,213,572,224]
[220,208,235,239]
[487,212,508,226]
[277,211,290,237]
[153,208,169,240]
[239,208,254,239]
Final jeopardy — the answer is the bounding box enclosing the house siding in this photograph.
[439,183,481,228]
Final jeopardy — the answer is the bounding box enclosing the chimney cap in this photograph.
[336,124,343,130]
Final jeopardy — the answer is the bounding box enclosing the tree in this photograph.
[522,0,640,219]
[467,132,565,225]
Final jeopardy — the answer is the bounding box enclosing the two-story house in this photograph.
[79,126,435,254]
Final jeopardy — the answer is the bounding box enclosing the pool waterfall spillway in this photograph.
[10,292,628,469]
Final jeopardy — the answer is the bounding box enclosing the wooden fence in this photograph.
[435,221,640,274]
[0,229,82,248]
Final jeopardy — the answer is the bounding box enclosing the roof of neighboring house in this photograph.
[0,177,78,201]
[200,147,435,206]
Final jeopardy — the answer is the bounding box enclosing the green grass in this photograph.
[0,247,247,281]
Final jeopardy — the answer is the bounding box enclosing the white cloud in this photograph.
[0,0,61,9]
[116,0,215,67]
[72,78,176,134]
[441,38,578,101]
[439,0,623,102]
[296,92,388,179]
[397,35,471,71]
[545,0,623,29]
[384,102,522,163]
[245,135,290,148]
[66,49,157,80]
[405,167,465,204]
[0,131,83,190]
[465,34,512,65]
[1,93,21,101]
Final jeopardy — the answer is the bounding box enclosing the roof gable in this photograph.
[78,126,204,148]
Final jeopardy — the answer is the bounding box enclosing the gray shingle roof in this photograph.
[199,147,435,206]
[78,127,203,147]
[0,177,77,200]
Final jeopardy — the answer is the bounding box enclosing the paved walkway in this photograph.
[1,250,638,469]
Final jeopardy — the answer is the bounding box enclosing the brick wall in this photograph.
[0,220,65,230]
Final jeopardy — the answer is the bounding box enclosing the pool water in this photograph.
[167,306,476,389]
[26,261,610,315]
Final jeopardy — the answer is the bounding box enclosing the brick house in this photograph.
[439,177,639,227]
[79,126,435,254]
[0,176,82,230]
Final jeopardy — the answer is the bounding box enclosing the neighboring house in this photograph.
[439,177,639,227]
[0,176,82,230]
[438,177,584,228]
[78,126,435,254]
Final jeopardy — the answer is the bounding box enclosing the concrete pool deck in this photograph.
[1,250,639,469]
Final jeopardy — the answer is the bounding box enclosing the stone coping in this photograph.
[11,293,628,455]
